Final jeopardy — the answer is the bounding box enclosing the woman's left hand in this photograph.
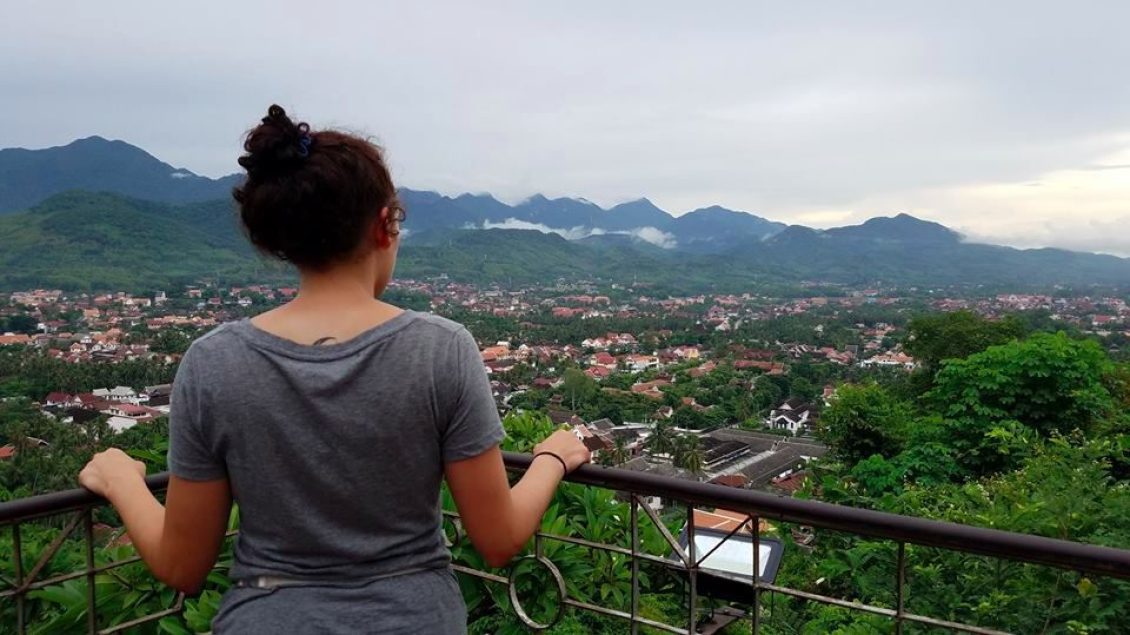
[79,448,147,499]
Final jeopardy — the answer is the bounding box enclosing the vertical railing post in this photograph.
[630,496,640,635]
[752,516,761,635]
[895,542,906,635]
[13,523,25,635]
[84,509,96,634]
[686,504,697,635]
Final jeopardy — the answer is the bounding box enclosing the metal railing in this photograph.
[3,453,1130,634]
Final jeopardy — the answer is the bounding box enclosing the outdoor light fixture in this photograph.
[673,525,785,604]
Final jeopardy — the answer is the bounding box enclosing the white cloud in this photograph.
[959,217,1130,257]
[625,227,678,249]
[470,218,677,249]
[475,219,595,241]
[7,2,1130,255]
[790,144,1130,255]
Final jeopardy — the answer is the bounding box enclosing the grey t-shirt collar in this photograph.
[230,310,419,360]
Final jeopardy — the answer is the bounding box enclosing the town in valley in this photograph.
[4,278,1126,494]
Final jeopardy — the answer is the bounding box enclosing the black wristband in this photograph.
[533,451,569,476]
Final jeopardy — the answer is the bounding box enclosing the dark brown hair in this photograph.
[233,105,398,270]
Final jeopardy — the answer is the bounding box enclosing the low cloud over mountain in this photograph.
[473,219,678,249]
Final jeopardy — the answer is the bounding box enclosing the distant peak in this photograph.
[860,213,944,228]
[686,205,742,216]
[0,136,239,212]
[832,213,960,242]
[778,224,821,236]
[61,136,157,158]
[884,212,929,223]
[618,197,658,207]
[609,197,666,213]
[68,136,128,148]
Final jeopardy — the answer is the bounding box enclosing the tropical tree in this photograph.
[671,405,707,430]
[903,310,1027,395]
[904,310,1027,371]
[598,437,631,467]
[645,418,676,456]
[561,368,596,411]
[922,332,1118,478]
[671,434,705,474]
[816,383,912,468]
[929,332,1115,437]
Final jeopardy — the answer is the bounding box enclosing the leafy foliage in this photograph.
[0,346,177,401]
[905,310,1028,372]
[6,187,1130,292]
[0,192,278,292]
[817,383,912,468]
[922,332,1117,477]
[789,325,1130,633]
[930,332,1115,435]
[5,321,1130,633]
[671,433,705,473]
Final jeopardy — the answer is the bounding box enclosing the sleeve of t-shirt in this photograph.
[441,327,506,462]
[167,343,226,481]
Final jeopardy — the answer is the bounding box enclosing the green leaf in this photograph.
[1077,577,1098,598]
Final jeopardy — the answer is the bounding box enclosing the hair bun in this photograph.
[238,104,313,177]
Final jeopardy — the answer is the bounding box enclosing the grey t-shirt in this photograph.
[167,310,505,586]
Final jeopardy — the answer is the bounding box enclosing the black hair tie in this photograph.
[533,451,570,476]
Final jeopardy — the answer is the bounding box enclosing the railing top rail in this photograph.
[517,453,1130,580]
[3,453,1128,580]
[1,473,170,523]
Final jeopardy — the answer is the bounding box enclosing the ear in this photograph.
[372,206,392,249]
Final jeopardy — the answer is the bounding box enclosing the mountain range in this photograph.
[0,137,241,214]
[0,137,789,252]
[1,136,1129,292]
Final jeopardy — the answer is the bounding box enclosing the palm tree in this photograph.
[608,436,631,465]
[672,434,705,474]
[646,418,676,456]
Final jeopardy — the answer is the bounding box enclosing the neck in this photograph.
[293,261,382,310]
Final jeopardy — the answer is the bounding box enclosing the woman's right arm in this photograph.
[444,430,590,568]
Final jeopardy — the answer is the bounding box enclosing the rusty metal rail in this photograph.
[3,454,1128,634]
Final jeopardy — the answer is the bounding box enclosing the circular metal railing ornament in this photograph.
[507,555,567,630]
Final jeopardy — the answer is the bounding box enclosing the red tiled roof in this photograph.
[709,474,748,488]
[772,471,809,494]
[111,404,149,416]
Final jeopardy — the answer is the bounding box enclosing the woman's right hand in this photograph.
[534,429,592,474]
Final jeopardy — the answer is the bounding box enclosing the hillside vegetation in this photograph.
[3,190,1130,293]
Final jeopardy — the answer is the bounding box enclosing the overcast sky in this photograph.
[4,1,1130,254]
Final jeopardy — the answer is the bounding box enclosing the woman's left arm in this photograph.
[80,448,232,594]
